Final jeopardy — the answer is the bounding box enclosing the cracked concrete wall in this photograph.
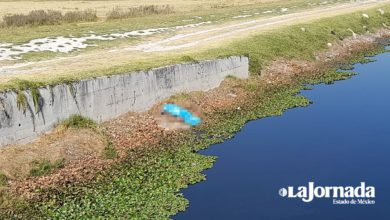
[0,56,249,147]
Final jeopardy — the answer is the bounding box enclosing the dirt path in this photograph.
[0,0,388,82]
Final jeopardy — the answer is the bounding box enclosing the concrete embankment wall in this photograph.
[0,56,249,147]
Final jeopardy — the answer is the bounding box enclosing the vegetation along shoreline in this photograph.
[0,5,390,219]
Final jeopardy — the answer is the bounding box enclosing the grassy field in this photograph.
[0,2,389,92]
[0,0,336,43]
[0,0,346,73]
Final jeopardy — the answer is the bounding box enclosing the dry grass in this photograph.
[107,5,174,20]
[0,0,276,20]
[2,9,97,27]
[0,127,106,179]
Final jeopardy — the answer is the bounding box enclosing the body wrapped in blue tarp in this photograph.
[162,104,201,126]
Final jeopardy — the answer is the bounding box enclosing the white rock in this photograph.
[327,43,332,47]
[301,27,306,32]
[362,14,369,19]
[378,9,385,15]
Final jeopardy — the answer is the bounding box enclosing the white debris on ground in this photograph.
[327,42,332,47]
[0,0,343,61]
[232,15,253,19]
[301,27,306,32]
[0,22,212,61]
[378,9,385,15]
[262,10,273,14]
[175,21,212,29]
[362,13,369,18]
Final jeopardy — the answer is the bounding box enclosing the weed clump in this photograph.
[2,9,97,27]
[16,92,27,113]
[0,172,8,186]
[29,159,65,177]
[180,55,198,63]
[107,5,174,20]
[103,141,118,159]
[62,115,97,129]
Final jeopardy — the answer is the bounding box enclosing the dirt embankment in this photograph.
[1,28,389,201]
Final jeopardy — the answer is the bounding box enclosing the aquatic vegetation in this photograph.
[37,146,215,219]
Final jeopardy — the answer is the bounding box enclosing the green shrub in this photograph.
[62,115,97,129]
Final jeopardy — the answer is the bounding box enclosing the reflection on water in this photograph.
[175,50,390,220]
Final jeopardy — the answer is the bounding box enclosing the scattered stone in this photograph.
[301,27,306,32]
[327,43,332,47]
[362,14,369,19]
[378,9,385,15]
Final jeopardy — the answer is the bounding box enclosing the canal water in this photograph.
[175,49,390,220]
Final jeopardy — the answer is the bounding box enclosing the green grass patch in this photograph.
[103,141,118,159]
[29,159,65,177]
[0,172,8,186]
[62,115,97,130]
